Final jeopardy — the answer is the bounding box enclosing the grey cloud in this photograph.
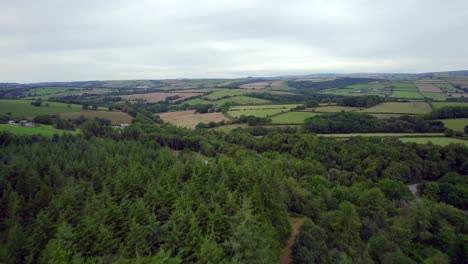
[0,0,467,82]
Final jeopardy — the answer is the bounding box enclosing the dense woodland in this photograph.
[0,120,467,263]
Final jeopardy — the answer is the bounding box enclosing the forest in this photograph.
[0,121,467,263]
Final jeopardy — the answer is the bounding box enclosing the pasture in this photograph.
[183,96,270,105]
[0,124,79,137]
[399,137,468,146]
[431,102,468,109]
[420,92,448,101]
[228,109,287,118]
[0,99,81,118]
[439,119,468,132]
[59,111,133,125]
[306,106,360,112]
[25,87,111,99]
[239,81,272,89]
[230,104,301,111]
[361,102,432,114]
[435,83,456,92]
[392,82,417,90]
[390,91,423,98]
[158,110,229,128]
[121,92,203,102]
[271,112,321,124]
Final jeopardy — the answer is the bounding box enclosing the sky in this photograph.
[1,0,468,82]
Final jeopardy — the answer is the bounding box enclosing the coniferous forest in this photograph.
[0,122,467,264]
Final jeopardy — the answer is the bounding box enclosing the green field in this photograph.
[399,137,468,146]
[230,104,301,110]
[271,112,321,124]
[361,102,432,114]
[203,90,246,100]
[0,99,82,118]
[368,113,403,119]
[421,92,448,101]
[392,82,417,90]
[390,91,423,98]
[183,96,270,105]
[0,124,79,137]
[228,109,287,118]
[431,102,468,109]
[435,83,456,92]
[439,118,468,132]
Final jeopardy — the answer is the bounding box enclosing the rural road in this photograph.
[280,216,306,264]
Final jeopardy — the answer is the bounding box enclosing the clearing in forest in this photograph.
[280,216,306,264]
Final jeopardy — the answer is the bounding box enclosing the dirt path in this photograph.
[280,216,306,264]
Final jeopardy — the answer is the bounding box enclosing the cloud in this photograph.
[0,0,467,82]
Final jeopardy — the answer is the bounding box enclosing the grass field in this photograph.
[271,112,321,124]
[183,96,270,105]
[230,104,301,110]
[392,82,417,90]
[390,91,424,98]
[420,92,448,101]
[306,106,361,112]
[0,99,82,118]
[59,111,133,125]
[439,119,468,132]
[368,113,403,119]
[435,83,456,92]
[361,102,432,114]
[399,137,468,146]
[228,109,287,118]
[319,133,444,138]
[0,124,79,137]
[25,87,111,99]
[431,102,468,109]
[159,110,229,128]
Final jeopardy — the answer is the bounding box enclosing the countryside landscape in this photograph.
[1,0,468,263]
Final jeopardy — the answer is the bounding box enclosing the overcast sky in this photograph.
[1,0,468,82]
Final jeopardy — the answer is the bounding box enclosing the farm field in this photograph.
[319,133,444,138]
[228,109,287,118]
[399,137,468,146]
[25,87,112,99]
[431,102,468,109]
[0,124,79,137]
[230,104,301,111]
[212,124,248,131]
[414,82,442,92]
[306,106,360,112]
[392,82,417,90]
[239,81,272,89]
[435,83,456,92]
[0,99,82,118]
[439,118,468,132]
[121,92,203,102]
[183,96,270,105]
[271,112,321,124]
[420,92,448,101]
[59,111,133,125]
[390,91,423,98]
[158,110,229,128]
[360,102,432,114]
[202,89,293,100]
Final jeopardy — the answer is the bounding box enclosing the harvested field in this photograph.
[361,102,432,114]
[158,110,229,128]
[270,81,284,87]
[121,92,203,102]
[414,83,442,92]
[239,81,272,89]
[59,111,133,125]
